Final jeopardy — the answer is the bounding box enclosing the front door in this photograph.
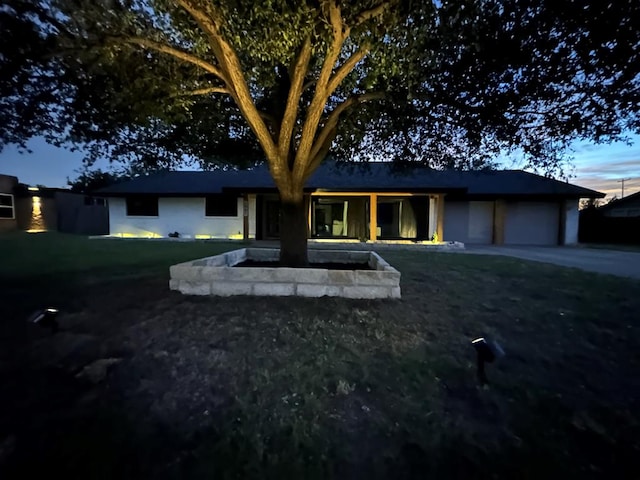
[264,198,281,239]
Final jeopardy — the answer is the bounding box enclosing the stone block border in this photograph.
[170,248,401,299]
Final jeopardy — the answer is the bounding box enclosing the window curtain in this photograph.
[400,199,417,238]
[347,198,367,239]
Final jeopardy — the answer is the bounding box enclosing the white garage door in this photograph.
[469,202,494,243]
[444,201,494,244]
[504,202,559,245]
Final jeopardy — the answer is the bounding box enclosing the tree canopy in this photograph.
[3,0,639,177]
[66,163,160,193]
[2,0,639,263]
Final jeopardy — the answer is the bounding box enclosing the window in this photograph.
[126,196,158,216]
[312,198,349,237]
[84,196,106,206]
[311,197,368,238]
[205,194,238,217]
[0,193,14,219]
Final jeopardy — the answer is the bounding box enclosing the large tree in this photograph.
[2,0,639,265]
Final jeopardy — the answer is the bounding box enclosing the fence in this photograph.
[579,209,640,244]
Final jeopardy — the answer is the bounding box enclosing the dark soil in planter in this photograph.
[235,260,373,270]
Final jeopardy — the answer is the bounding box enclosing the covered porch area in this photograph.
[254,192,446,243]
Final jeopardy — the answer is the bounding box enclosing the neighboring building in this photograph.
[0,174,18,233]
[98,163,603,246]
[598,191,640,218]
[0,173,109,235]
[579,191,640,244]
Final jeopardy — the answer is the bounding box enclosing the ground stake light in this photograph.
[28,308,59,333]
[471,337,504,385]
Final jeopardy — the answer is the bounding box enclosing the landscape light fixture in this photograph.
[471,337,505,385]
[29,308,59,333]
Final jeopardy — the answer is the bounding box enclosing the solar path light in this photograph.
[28,308,59,334]
[471,337,505,385]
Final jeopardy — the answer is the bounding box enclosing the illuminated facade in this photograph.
[98,164,604,245]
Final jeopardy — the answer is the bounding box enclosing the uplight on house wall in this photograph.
[116,231,162,238]
[28,195,47,232]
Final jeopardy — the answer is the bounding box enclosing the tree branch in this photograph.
[172,86,230,97]
[174,1,230,75]
[307,92,385,172]
[327,45,370,95]
[260,111,279,132]
[176,0,280,170]
[293,0,348,184]
[278,36,312,160]
[304,127,338,182]
[124,37,226,81]
[302,80,316,92]
[354,1,396,26]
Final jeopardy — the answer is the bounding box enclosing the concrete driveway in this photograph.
[465,245,640,279]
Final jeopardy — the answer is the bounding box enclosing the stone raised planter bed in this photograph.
[170,248,401,299]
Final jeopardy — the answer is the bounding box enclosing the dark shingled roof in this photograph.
[98,162,604,198]
[598,190,640,210]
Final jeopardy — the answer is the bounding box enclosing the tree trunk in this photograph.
[279,198,309,266]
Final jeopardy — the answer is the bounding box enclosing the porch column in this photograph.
[305,195,312,238]
[428,196,437,239]
[436,194,444,241]
[242,194,249,241]
[369,193,378,241]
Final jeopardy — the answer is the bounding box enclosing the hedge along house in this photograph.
[97,162,604,246]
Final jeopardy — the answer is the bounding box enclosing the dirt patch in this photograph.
[235,259,372,270]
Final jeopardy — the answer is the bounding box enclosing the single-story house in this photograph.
[0,173,109,235]
[97,162,604,245]
[598,191,640,218]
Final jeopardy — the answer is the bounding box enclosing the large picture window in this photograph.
[126,196,158,216]
[205,194,238,217]
[311,197,368,239]
[0,193,15,219]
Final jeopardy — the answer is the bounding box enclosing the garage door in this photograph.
[504,202,559,245]
[444,201,494,244]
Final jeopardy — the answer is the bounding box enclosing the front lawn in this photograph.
[0,231,242,280]
[1,233,639,479]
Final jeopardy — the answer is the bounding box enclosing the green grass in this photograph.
[1,232,639,479]
[0,232,243,280]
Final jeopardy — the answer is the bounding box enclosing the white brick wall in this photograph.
[108,196,256,238]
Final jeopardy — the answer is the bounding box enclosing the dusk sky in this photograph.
[1,134,640,199]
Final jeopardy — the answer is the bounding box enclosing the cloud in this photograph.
[576,176,640,197]
[569,135,640,198]
[575,158,640,177]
